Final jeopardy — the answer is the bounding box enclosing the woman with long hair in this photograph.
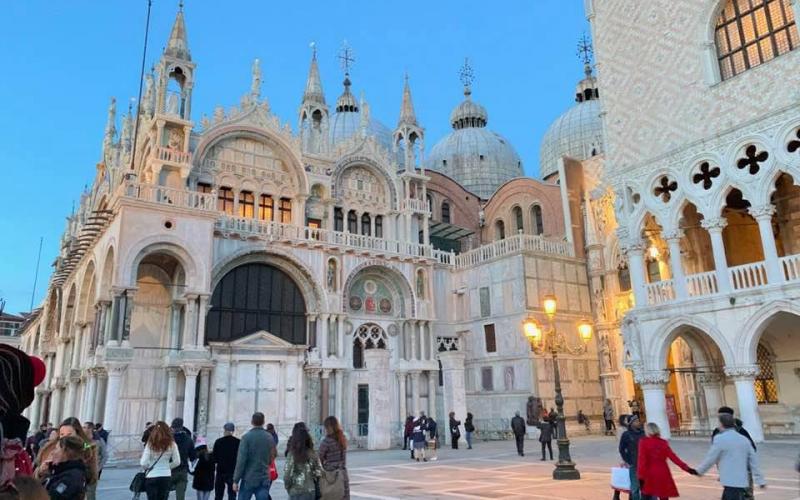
[283,423,321,500]
[637,422,697,500]
[139,421,181,500]
[34,417,98,487]
[318,416,349,499]
[42,435,89,500]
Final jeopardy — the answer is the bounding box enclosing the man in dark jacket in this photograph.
[171,417,197,500]
[619,415,644,500]
[93,423,109,444]
[510,411,527,456]
[547,408,558,439]
[403,416,414,455]
[213,422,241,500]
[233,412,276,499]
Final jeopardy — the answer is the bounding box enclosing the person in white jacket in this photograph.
[139,421,182,500]
[695,413,766,500]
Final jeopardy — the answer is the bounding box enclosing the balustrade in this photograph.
[780,254,800,282]
[645,280,675,305]
[685,271,718,297]
[729,261,768,290]
[119,182,216,211]
[453,233,573,268]
[155,146,190,165]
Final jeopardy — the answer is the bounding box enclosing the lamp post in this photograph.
[523,294,593,480]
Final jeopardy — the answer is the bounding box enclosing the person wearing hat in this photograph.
[212,423,240,500]
[618,414,645,500]
[0,344,47,488]
[191,437,215,500]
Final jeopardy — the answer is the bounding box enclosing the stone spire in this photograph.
[303,45,325,106]
[164,5,191,61]
[250,58,262,99]
[104,97,117,146]
[397,73,417,127]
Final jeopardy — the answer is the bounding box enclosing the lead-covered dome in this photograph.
[427,86,522,199]
[329,76,394,152]
[539,66,604,179]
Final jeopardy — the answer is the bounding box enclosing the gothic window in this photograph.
[258,195,274,221]
[197,182,212,194]
[736,144,769,174]
[334,207,344,232]
[239,191,254,218]
[693,162,721,190]
[654,176,678,202]
[347,210,358,233]
[217,187,234,214]
[484,323,497,353]
[495,220,506,241]
[513,206,524,234]
[479,287,491,318]
[374,215,383,238]
[352,323,388,369]
[441,201,451,224]
[279,198,292,223]
[715,0,798,80]
[755,342,779,403]
[531,205,544,235]
[205,263,307,344]
[361,213,371,235]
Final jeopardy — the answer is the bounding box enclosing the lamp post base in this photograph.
[552,438,581,480]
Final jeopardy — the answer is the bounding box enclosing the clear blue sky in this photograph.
[0,0,588,314]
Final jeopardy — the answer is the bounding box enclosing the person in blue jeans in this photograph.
[618,415,644,500]
[464,413,475,450]
[233,412,277,500]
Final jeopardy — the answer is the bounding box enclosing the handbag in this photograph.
[318,468,345,500]
[610,466,631,492]
[130,451,165,493]
[269,459,278,481]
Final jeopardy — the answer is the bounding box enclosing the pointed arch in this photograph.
[735,299,800,365]
[649,314,735,371]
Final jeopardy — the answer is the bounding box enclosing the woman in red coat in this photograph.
[637,422,697,499]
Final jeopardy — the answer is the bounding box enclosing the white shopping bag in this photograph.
[610,466,631,492]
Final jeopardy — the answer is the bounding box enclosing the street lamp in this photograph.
[522,296,593,481]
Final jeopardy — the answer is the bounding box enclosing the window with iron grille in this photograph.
[716,0,798,80]
[754,342,779,403]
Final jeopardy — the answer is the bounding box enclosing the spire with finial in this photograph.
[398,73,418,127]
[104,97,117,144]
[303,42,325,105]
[577,32,594,78]
[574,33,599,103]
[251,58,262,99]
[335,40,358,112]
[459,57,475,98]
[165,2,191,61]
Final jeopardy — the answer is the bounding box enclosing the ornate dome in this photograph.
[427,87,522,199]
[329,76,394,152]
[539,67,604,179]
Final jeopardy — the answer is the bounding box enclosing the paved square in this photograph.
[97,437,799,499]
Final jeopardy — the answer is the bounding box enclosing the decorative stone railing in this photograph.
[155,146,190,165]
[399,198,430,214]
[216,216,435,259]
[645,280,675,305]
[452,233,574,269]
[730,261,768,290]
[119,182,216,211]
[432,249,455,265]
[685,270,718,297]
[781,254,800,282]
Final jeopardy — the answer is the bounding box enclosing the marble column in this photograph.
[320,370,331,421]
[196,295,210,346]
[337,316,346,360]
[30,390,44,428]
[410,371,421,415]
[84,370,98,421]
[397,372,407,421]
[182,366,200,431]
[751,205,783,284]
[439,351,466,440]
[427,370,437,420]
[365,349,391,450]
[664,230,688,299]
[198,368,211,437]
[64,375,78,419]
[165,368,178,422]
[701,218,732,293]
[49,384,64,424]
[410,321,418,361]
[334,369,344,421]
[624,241,648,306]
[639,371,671,440]
[182,295,198,348]
[103,365,126,435]
[725,365,765,443]
[94,372,107,424]
[697,373,725,429]
[169,301,183,350]
[319,314,329,359]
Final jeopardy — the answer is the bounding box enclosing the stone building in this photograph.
[16,7,605,455]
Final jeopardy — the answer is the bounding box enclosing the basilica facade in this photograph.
[16,0,800,456]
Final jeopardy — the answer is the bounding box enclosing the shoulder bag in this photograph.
[129,451,165,493]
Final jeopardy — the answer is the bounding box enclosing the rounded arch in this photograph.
[193,125,309,195]
[649,315,735,371]
[121,236,202,291]
[210,246,323,313]
[76,260,97,324]
[99,245,115,301]
[342,262,415,317]
[736,299,800,365]
[331,156,398,206]
[60,283,78,340]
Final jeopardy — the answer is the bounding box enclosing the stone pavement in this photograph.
[96,436,799,499]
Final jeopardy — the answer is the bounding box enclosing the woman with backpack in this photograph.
[318,416,349,499]
[139,421,181,500]
[283,424,322,500]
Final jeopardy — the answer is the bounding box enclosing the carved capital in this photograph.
[106,364,127,376]
[701,217,728,232]
[696,372,723,385]
[621,239,645,254]
[661,229,684,242]
[749,204,775,220]
[724,364,759,380]
[636,370,671,387]
[182,365,201,378]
